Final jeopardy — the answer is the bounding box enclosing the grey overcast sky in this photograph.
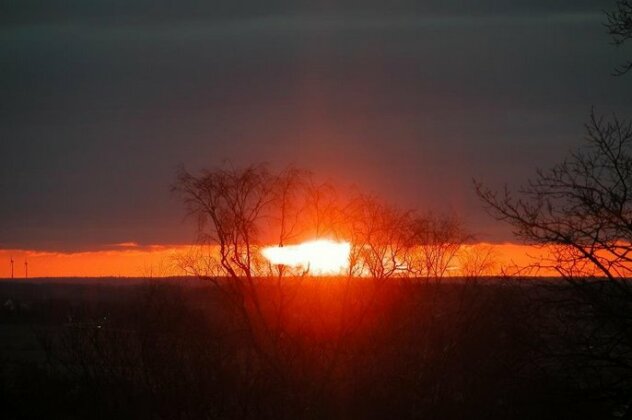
[1,0,630,251]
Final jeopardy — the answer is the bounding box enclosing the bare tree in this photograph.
[475,113,632,414]
[475,113,632,288]
[174,163,274,282]
[173,163,294,387]
[342,194,414,279]
[408,213,471,282]
[271,166,310,248]
[457,244,498,280]
[606,0,632,75]
[304,179,345,239]
[173,163,370,401]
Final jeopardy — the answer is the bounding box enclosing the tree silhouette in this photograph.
[475,113,632,286]
[475,113,632,413]
[606,0,632,75]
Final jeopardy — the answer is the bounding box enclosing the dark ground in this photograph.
[0,277,630,419]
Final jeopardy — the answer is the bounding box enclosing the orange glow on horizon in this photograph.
[262,239,351,276]
[0,245,191,278]
[0,242,561,278]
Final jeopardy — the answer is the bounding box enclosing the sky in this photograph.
[1,0,631,255]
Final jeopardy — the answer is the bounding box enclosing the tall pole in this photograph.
[10,257,14,279]
[24,260,28,279]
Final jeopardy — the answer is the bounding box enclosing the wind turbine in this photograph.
[24,259,28,279]
[10,257,14,279]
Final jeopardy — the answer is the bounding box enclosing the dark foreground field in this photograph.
[1,277,631,419]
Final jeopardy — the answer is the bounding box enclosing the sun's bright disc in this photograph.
[261,239,350,276]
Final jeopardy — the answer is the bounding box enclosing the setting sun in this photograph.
[261,239,351,276]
